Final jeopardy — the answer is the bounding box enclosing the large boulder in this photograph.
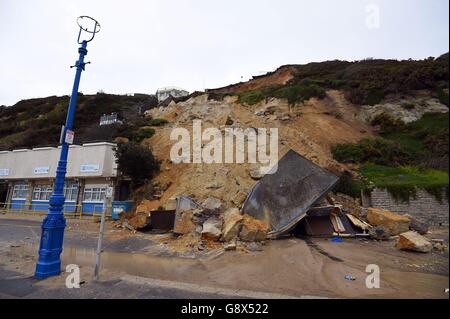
[369,225,390,240]
[127,212,150,230]
[239,215,269,242]
[404,214,429,235]
[202,197,223,213]
[367,208,411,236]
[221,208,244,242]
[201,218,223,241]
[396,231,432,253]
[173,210,196,235]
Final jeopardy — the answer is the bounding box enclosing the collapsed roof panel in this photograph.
[241,149,339,238]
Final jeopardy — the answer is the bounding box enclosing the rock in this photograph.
[197,242,206,251]
[404,214,429,235]
[224,241,237,251]
[206,182,223,190]
[246,242,263,252]
[202,197,223,212]
[191,208,209,225]
[163,197,177,210]
[396,231,433,253]
[231,190,248,207]
[127,212,149,230]
[333,193,361,216]
[369,226,390,240]
[367,208,411,236]
[433,242,448,252]
[173,210,196,235]
[201,218,223,241]
[249,168,265,180]
[221,208,244,242]
[239,215,269,242]
[225,116,234,125]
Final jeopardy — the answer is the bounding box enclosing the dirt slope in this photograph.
[138,90,374,212]
[207,65,297,94]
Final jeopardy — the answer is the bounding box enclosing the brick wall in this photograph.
[365,188,449,225]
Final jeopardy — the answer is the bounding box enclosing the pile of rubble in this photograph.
[172,203,269,252]
[364,207,447,253]
[117,148,447,255]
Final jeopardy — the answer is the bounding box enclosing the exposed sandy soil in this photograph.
[138,90,374,212]
[207,65,296,94]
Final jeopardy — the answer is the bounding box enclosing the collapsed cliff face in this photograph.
[138,90,376,212]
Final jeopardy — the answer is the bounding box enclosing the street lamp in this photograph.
[35,16,100,279]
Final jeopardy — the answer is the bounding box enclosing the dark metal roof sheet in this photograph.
[241,149,339,238]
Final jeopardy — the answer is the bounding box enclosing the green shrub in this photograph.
[331,143,363,163]
[359,164,449,202]
[236,82,327,106]
[135,128,155,142]
[332,138,411,166]
[333,172,368,198]
[114,142,160,189]
[237,90,266,105]
[437,88,449,107]
[146,118,168,126]
[370,113,405,134]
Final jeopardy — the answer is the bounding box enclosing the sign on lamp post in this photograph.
[35,16,101,279]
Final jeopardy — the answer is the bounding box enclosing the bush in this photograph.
[333,172,368,198]
[370,113,405,134]
[332,138,411,166]
[359,164,449,202]
[236,82,327,106]
[331,143,363,163]
[437,88,449,107]
[114,142,160,189]
[135,128,155,142]
[146,118,168,126]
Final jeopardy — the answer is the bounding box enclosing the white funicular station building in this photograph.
[0,142,131,216]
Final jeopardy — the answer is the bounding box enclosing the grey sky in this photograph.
[0,0,448,106]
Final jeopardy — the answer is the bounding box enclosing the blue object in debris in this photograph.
[331,236,343,243]
[112,201,134,220]
[344,274,356,281]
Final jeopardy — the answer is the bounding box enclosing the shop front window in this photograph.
[12,183,28,199]
[64,181,79,202]
[32,185,53,201]
[83,187,107,202]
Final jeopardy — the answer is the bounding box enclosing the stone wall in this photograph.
[364,188,449,226]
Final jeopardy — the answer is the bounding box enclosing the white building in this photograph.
[0,142,130,215]
[156,86,189,103]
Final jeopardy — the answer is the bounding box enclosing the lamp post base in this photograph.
[34,212,66,279]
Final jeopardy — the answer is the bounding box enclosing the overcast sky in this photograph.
[0,0,448,106]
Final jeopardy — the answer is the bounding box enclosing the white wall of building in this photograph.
[0,142,118,180]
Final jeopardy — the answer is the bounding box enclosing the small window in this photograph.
[12,183,28,199]
[64,181,79,202]
[32,185,52,201]
[83,186,106,202]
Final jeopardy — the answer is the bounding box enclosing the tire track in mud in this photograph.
[304,238,344,262]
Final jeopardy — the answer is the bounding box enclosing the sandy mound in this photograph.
[136,90,374,212]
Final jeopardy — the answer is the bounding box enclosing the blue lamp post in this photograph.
[35,16,101,279]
